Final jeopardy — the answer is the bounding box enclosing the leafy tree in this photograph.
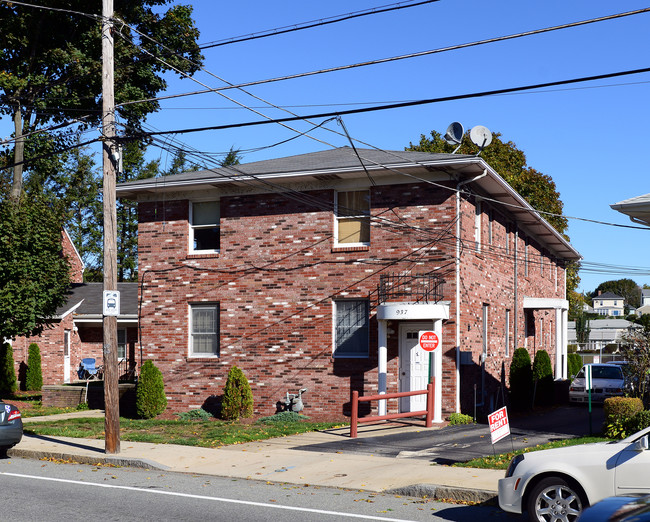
[219,147,242,167]
[567,353,583,378]
[25,343,43,391]
[0,197,70,340]
[574,313,591,346]
[221,366,253,420]
[136,360,167,419]
[0,342,17,396]
[590,279,642,309]
[0,0,203,201]
[619,326,650,406]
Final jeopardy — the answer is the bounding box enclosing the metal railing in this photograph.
[117,358,138,382]
[378,273,444,304]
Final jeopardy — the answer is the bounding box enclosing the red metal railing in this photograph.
[350,383,434,438]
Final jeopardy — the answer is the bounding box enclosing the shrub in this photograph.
[567,353,582,379]
[178,408,213,421]
[448,412,474,425]
[136,360,167,419]
[533,350,554,406]
[603,397,644,438]
[0,342,17,396]
[221,366,253,421]
[25,343,43,391]
[509,348,533,410]
[259,411,309,423]
[626,410,650,434]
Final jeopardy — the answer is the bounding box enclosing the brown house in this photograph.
[116,147,581,420]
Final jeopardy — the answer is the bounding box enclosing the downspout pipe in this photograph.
[455,169,488,411]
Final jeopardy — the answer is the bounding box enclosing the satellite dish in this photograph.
[444,122,464,146]
[469,125,492,153]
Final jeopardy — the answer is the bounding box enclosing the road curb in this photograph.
[387,483,498,504]
[7,448,170,471]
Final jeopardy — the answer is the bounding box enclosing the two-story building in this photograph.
[116,147,580,421]
[592,291,626,317]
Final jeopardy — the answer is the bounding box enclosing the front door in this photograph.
[399,323,431,412]
[63,330,71,383]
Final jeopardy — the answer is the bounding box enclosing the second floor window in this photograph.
[190,201,220,253]
[335,190,370,245]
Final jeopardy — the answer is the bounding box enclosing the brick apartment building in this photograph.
[116,147,580,421]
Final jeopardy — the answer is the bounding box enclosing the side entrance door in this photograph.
[398,322,431,412]
[63,330,71,383]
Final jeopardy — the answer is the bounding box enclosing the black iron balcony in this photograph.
[378,273,444,304]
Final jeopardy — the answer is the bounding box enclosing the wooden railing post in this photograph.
[425,382,434,427]
[351,390,359,438]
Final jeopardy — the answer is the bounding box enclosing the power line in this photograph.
[198,0,440,49]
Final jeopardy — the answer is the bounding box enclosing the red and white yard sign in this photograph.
[488,406,510,444]
[418,331,439,352]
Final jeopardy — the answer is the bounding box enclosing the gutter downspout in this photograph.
[455,169,487,412]
[514,227,519,350]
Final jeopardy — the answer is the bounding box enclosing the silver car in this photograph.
[0,401,23,453]
[499,427,650,521]
[569,363,625,404]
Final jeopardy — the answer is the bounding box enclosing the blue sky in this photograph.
[8,1,650,294]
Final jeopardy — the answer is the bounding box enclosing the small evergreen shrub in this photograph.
[448,413,474,425]
[603,397,644,439]
[178,408,213,421]
[136,360,167,419]
[259,411,309,423]
[567,353,582,379]
[221,366,253,421]
[509,348,533,410]
[626,410,650,434]
[0,342,17,396]
[533,350,554,406]
[25,343,43,391]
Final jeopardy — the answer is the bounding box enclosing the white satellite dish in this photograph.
[469,125,492,153]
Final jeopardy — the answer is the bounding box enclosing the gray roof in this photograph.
[116,147,580,260]
[593,292,624,301]
[58,283,138,318]
[611,193,650,226]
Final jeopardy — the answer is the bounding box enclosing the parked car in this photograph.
[578,494,650,521]
[569,363,625,404]
[499,426,650,521]
[0,400,22,453]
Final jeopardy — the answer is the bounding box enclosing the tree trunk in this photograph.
[10,106,25,203]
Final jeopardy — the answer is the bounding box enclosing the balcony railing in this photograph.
[378,273,444,304]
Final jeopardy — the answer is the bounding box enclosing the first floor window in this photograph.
[334,300,369,357]
[190,304,219,356]
[118,329,127,360]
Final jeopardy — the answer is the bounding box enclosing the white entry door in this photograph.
[399,323,431,412]
[63,330,71,383]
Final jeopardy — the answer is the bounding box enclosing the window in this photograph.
[190,304,219,356]
[334,300,369,357]
[488,209,493,245]
[118,329,127,360]
[190,201,220,252]
[474,201,482,252]
[335,190,370,245]
[524,239,529,277]
[505,223,510,254]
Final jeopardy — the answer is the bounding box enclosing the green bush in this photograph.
[603,397,644,439]
[448,413,474,425]
[221,366,253,421]
[259,411,309,423]
[178,408,213,421]
[626,410,650,434]
[0,342,17,396]
[25,343,43,391]
[567,353,582,379]
[509,348,533,410]
[136,360,167,419]
[533,350,554,406]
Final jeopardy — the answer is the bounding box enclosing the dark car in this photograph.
[578,495,650,521]
[0,400,23,453]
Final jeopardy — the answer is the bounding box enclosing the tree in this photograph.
[0,197,70,340]
[575,313,591,347]
[619,326,650,405]
[590,279,642,310]
[25,343,43,391]
[0,342,17,396]
[221,366,253,420]
[0,0,203,202]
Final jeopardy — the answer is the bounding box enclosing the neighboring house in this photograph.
[116,147,581,420]
[592,291,625,317]
[642,289,650,306]
[10,231,138,385]
[568,318,634,353]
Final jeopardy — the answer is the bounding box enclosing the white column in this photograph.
[555,308,562,379]
[433,319,443,422]
[378,320,388,416]
[562,308,569,379]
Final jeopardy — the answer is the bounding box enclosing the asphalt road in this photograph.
[295,405,606,464]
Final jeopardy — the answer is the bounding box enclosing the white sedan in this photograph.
[498,427,650,521]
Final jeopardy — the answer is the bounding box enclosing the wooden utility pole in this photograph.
[102,0,120,454]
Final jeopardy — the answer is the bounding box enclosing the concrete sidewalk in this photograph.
[11,411,502,503]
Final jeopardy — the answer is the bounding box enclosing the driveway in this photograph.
[294,405,606,464]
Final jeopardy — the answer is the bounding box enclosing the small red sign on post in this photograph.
[488,406,510,444]
[418,331,439,352]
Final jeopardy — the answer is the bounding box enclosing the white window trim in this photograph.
[482,303,489,360]
[189,201,220,254]
[117,328,127,361]
[474,201,482,253]
[189,303,220,358]
[332,299,369,358]
[334,190,370,247]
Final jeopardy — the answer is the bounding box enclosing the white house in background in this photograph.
[638,289,650,316]
[592,291,625,317]
[568,318,634,354]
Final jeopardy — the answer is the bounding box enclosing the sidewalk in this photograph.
[11,411,502,504]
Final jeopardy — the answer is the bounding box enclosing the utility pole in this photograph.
[102,0,120,454]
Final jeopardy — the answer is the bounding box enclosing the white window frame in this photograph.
[505,309,511,357]
[333,299,369,358]
[334,190,370,247]
[189,201,220,254]
[189,303,220,357]
[482,303,489,361]
[117,328,127,360]
[474,201,482,253]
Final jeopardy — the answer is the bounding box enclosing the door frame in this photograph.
[63,329,71,383]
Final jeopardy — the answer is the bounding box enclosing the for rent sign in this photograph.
[488,406,510,444]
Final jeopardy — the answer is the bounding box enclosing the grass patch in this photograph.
[24,417,343,447]
[454,436,609,470]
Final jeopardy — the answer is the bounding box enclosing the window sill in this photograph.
[187,252,220,260]
[187,355,220,360]
[332,245,370,253]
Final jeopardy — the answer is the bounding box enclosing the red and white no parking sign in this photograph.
[418,331,439,352]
